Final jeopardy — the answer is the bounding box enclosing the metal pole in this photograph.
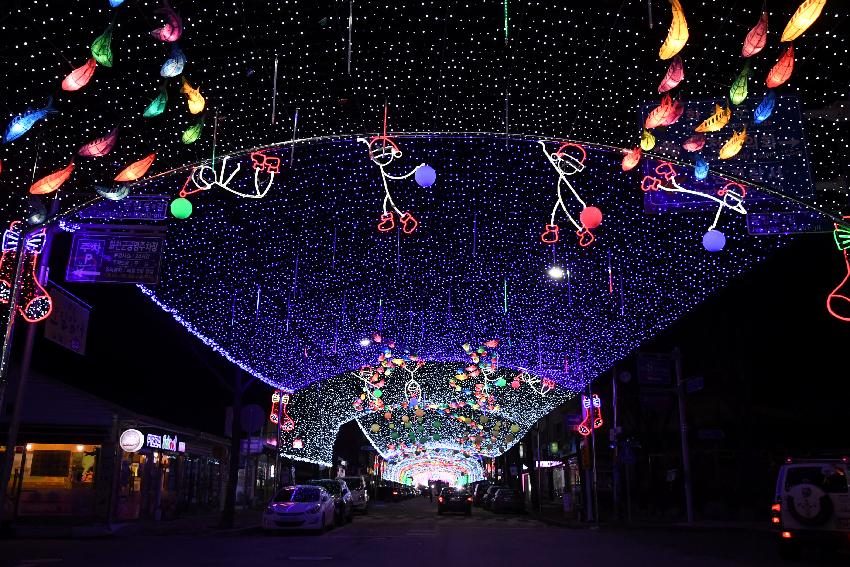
[0,234,29,410]
[535,424,541,512]
[274,392,283,491]
[674,347,694,524]
[0,203,58,525]
[612,366,620,522]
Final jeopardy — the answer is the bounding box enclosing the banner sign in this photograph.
[66,231,164,284]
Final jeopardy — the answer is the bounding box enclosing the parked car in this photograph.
[437,487,472,515]
[772,458,850,559]
[473,482,492,506]
[482,485,508,510]
[262,485,335,532]
[307,479,353,525]
[377,483,404,501]
[341,476,370,513]
[491,488,525,513]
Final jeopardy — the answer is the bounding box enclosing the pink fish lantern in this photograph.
[657,56,684,93]
[644,95,685,129]
[621,147,642,171]
[78,127,119,157]
[150,0,183,42]
[742,11,768,57]
[62,59,97,91]
[682,133,706,152]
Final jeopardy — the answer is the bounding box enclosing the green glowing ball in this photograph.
[170,197,193,219]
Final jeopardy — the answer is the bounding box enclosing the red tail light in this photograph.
[781,531,793,539]
[771,503,781,513]
[771,517,781,524]
[438,496,444,503]
[467,496,473,502]
[392,491,398,495]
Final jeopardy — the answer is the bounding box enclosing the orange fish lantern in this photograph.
[718,127,747,160]
[62,59,97,92]
[659,0,689,60]
[621,147,642,171]
[766,44,794,88]
[682,133,705,152]
[657,56,684,93]
[180,77,205,114]
[30,160,74,195]
[695,104,731,132]
[114,153,156,182]
[78,127,119,157]
[644,95,684,129]
[742,11,768,57]
[781,0,827,42]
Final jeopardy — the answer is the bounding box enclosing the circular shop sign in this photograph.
[120,428,145,452]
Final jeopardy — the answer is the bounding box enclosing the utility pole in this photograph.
[612,365,621,522]
[674,347,694,524]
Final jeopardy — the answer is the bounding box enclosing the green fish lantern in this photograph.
[181,114,205,144]
[91,23,115,67]
[143,86,168,118]
[729,62,750,106]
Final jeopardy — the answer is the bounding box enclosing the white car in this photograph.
[772,458,850,559]
[262,485,335,532]
[341,476,370,513]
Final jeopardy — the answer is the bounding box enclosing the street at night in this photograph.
[6,498,842,567]
[1,0,849,564]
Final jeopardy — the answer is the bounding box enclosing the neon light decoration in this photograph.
[827,218,850,322]
[641,162,746,250]
[150,0,183,42]
[3,97,56,144]
[576,394,602,436]
[766,44,794,88]
[62,58,97,91]
[538,140,600,247]
[0,222,53,323]
[780,0,827,42]
[695,104,731,133]
[30,160,74,195]
[78,127,119,157]
[188,153,278,199]
[279,393,295,432]
[357,136,427,235]
[114,153,156,182]
[270,390,281,423]
[659,0,689,60]
[742,11,768,57]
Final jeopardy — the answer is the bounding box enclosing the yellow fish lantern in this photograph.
[719,126,747,160]
[695,104,731,133]
[640,129,656,151]
[180,77,205,114]
[781,0,827,42]
[659,0,689,60]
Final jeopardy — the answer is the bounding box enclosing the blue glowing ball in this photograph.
[702,229,726,252]
[415,165,436,187]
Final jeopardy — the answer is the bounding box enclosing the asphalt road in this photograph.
[0,497,843,566]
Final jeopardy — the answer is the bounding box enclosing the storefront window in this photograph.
[12,443,99,518]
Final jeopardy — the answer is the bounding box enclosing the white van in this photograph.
[341,476,370,513]
[772,458,850,559]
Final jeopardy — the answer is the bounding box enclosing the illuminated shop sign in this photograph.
[144,432,186,452]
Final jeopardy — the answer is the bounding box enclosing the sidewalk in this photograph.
[9,508,262,539]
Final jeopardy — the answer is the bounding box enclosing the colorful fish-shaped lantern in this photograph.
[658,56,684,93]
[695,104,731,133]
[160,43,185,78]
[3,97,57,143]
[694,156,709,180]
[109,0,126,6]
[640,129,656,151]
[753,90,777,124]
[766,44,794,88]
[181,115,205,144]
[151,0,183,42]
[143,86,168,118]
[62,58,97,91]
[644,94,684,129]
[115,153,156,182]
[96,185,130,201]
[91,22,115,67]
[78,127,119,157]
[621,147,642,171]
[682,133,706,152]
[181,77,205,114]
[729,62,751,106]
[742,11,768,57]
[30,160,74,195]
[718,127,747,160]
[781,0,827,42]
[659,0,689,60]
